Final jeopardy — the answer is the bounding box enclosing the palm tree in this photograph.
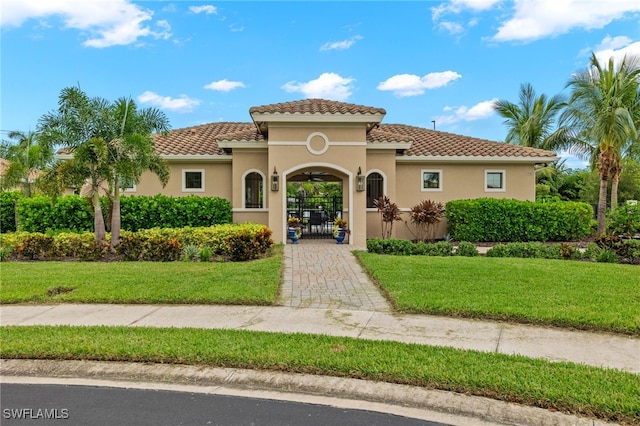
[39,87,113,242]
[563,53,640,234]
[493,83,576,151]
[38,86,170,245]
[0,131,54,196]
[107,97,170,245]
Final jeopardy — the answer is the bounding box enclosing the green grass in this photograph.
[0,246,282,305]
[1,326,638,425]
[356,253,640,335]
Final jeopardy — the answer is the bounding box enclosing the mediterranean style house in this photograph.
[128,99,558,245]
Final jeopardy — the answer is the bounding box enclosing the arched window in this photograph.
[245,172,263,208]
[366,172,383,208]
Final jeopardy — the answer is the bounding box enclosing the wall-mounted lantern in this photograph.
[271,167,279,191]
[356,167,365,192]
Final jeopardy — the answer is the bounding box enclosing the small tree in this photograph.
[373,195,402,239]
[0,131,54,197]
[410,199,445,242]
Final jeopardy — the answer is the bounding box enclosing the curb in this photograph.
[1,359,612,426]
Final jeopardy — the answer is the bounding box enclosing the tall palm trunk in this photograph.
[610,167,622,213]
[597,175,608,235]
[110,183,121,247]
[92,191,106,243]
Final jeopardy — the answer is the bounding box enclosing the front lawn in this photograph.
[0,246,281,305]
[356,253,640,335]
[1,326,638,425]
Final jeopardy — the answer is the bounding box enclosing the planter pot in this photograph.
[288,227,299,244]
[335,229,346,244]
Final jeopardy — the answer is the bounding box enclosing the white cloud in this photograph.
[204,79,246,92]
[492,0,640,42]
[432,0,501,21]
[189,5,218,15]
[377,71,462,97]
[0,0,171,48]
[435,99,497,125]
[282,73,355,101]
[438,21,465,35]
[591,36,640,67]
[320,35,363,51]
[137,91,201,112]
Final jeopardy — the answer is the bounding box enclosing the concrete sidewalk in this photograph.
[2,303,639,373]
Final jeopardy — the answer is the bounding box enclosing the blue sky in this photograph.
[2,1,640,169]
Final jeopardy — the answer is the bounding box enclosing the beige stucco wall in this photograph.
[127,126,541,245]
[230,150,269,209]
[132,162,232,199]
[267,123,369,246]
[389,162,537,240]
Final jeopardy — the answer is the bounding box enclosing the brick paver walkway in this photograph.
[279,241,390,311]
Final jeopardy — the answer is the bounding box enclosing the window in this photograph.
[366,172,384,208]
[119,177,136,192]
[485,170,505,192]
[245,171,264,208]
[421,169,442,191]
[182,169,204,192]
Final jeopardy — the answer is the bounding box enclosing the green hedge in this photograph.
[366,238,479,256]
[608,203,640,238]
[1,224,272,262]
[1,193,233,233]
[16,195,95,233]
[445,198,593,242]
[119,195,232,231]
[0,191,22,233]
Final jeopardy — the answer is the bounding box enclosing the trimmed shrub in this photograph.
[445,198,593,242]
[366,238,454,256]
[225,228,269,261]
[15,195,94,233]
[11,194,232,234]
[608,204,640,238]
[51,232,109,260]
[50,196,94,232]
[120,195,232,231]
[424,241,454,256]
[455,241,479,257]
[486,242,562,259]
[116,224,272,262]
[15,233,55,260]
[116,228,183,262]
[0,191,22,233]
[15,196,54,233]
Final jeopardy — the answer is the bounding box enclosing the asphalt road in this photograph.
[1,383,449,426]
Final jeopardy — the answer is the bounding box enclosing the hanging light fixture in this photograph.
[356,167,365,192]
[271,167,279,191]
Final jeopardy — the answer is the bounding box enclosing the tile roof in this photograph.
[154,122,259,156]
[151,103,556,160]
[249,98,386,116]
[373,124,557,158]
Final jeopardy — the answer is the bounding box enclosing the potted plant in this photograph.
[287,217,302,244]
[332,218,350,244]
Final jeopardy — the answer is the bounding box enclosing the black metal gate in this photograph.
[287,196,343,239]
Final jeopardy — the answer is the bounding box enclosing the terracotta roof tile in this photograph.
[249,98,386,116]
[373,124,557,158]
[154,122,256,156]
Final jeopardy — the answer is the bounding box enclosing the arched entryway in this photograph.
[287,170,343,239]
[282,163,353,243]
